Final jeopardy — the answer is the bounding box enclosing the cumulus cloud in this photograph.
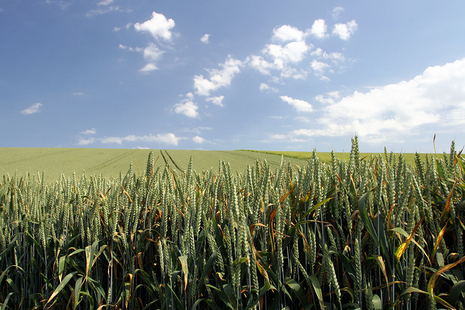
[274,58,465,144]
[194,56,243,96]
[247,24,313,81]
[280,95,313,112]
[21,103,42,115]
[272,25,305,42]
[332,20,358,40]
[193,136,205,143]
[101,133,180,145]
[307,19,327,39]
[206,95,225,107]
[134,11,175,42]
[200,34,210,44]
[263,40,310,68]
[174,101,199,118]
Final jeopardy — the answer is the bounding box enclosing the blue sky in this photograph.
[1,0,464,153]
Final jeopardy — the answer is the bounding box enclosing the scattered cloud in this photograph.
[294,116,311,123]
[134,11,176,42]
[332,20,358,40]
[274,58,465,144]
[20,103,42,115]
[97,0,113,5]
[200,34,210,44]
[174,101,199,118]
[306,19,328,39]
[86,5,121,17]
[259,83,278,92]
[193,136,205,143]
[280,95,313,112]
[194,56,243,96]
[80,128,96,135]
[310,59,331,81]
[140,63,158,72]
[332,7,344,19]
[206,95,225,107]
[73,92,84,96]
[78,138,96,145]
[101,133,180,145]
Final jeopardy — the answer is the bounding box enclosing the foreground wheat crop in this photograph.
[0,137,464,309]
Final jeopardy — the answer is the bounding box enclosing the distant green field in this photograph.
[0,148,440,181]
[0,148,311,180]
[246,149,436,165]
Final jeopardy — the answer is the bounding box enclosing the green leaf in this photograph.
[166,283,185,310]
[73,276,83,310]
[309,274,324,310]
[285,277,310,308]
[449,280,465,306]
[358,193,379,247]
[45,271,77,307]
[207,284,235,310]
[0,292,14,310]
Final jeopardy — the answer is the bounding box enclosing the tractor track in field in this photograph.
[85,149,140,174]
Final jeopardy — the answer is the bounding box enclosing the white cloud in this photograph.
[315,91,340,104]
[294,116,311,123]
[311,48,346,63]
[101,133,180,145]
[143,43,163,61]
[310,59,331,80]
[263,40,310,68]
[73,92,84,96]
[272,25,305,43]
[97,0,113,5]
[200,34,210,44]
[280,95,313,112]
[194,56,243,96]
[206,95,225,107]
[113,26,121,32]
[259,83,278,92]
[174,101,199,118]
[193,136,205,143]
[140,63,158,72]
[332,7,344,19]
[278,58,465,144]
[247,55,275,75]
[78,138,96,145]
[85,5,121,17]
[80,128,96,135]
[248,25,312,81]
[332,20,358,40]
[307,19,327,39]
[134,11,175,42]
[259,83,270,91]
[21,103,42,115]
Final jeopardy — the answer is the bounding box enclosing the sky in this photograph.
[1,0,465,153]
